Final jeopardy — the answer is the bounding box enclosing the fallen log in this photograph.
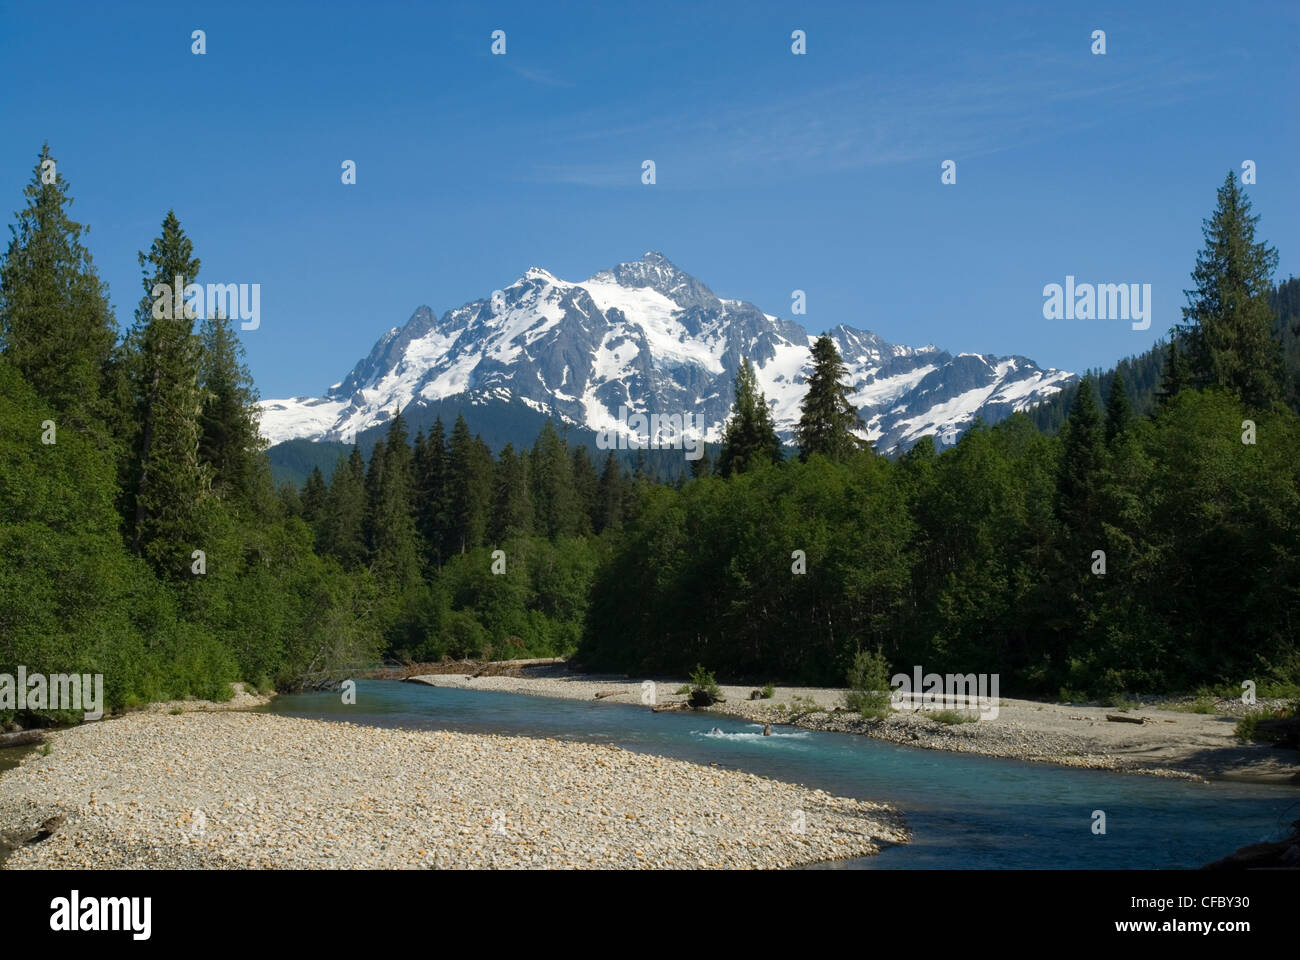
[593,690,628,700]
[1105,714,1148,724]
[0,730,46,748]
[651,702,690,712]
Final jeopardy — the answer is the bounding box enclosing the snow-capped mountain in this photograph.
[260,252,1074,454]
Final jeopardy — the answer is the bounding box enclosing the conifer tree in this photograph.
[796,335,866,462]
[0,144,116,429]
[365,411,421,587]
[1104,372,1131,446]
[1056,376,1105,547]
[321,448,367,567]
[1157,336,1191,407]
[198,310,265,502]
[490,443,534,541]
[415,416,448,567]
[301,466,327,525]
[595,451,624,534]
[717,358,781,477]
[1178,173,1283,408]
[530,419,583,539]
[125,212,208,574]
[446,414,490,554]
[570,444,599,533]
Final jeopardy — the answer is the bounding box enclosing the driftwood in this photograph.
[651,702,690,713]
[468,657,567,679]
[1105,714,1148,724]
[593,690,627,700]
[0,730,46,748]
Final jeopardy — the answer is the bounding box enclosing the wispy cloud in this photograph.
[511,64,575,88]
[513,50,1216,189]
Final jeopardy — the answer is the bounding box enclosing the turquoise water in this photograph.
[266,679,1298,869]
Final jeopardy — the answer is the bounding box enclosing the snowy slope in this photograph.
[259,252,1074,453]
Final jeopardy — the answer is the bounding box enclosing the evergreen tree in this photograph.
[1178,173,1283,408]
[796,335,866,462]
[570,444,599,533]
[595,451,624,534]
[320,448,367,567]
[301,466,327,525]
[1057,376,1105,542]
[446,414,490,554]
[415,416,448,567]
[1104,372,1131,446]
[1157,336,1191,407]
[689,449,712,479]
[530,419,583,539]
[717,358,781,477]
[0,144,116,429]
[490,443,533,541]
[365,411,421,587]
[125,212,207,575]
[198,310,264,502]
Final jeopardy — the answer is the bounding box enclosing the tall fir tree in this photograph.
[415,415,448,567]
[320,448,367,567]
[301,465,327,525]
[490,443,534,541]
[1157,336,1191,407]
[365,410,421,588]
[1178,172,1283,408]
[570,444,599,533]
[125,212,208,575]
[717,358,781,477]
[595,450,624,534]
[0,144,116,430]
[1104,372,1131,446]
[198,310,265,504]
[796,335,866,462]
[446,414,490,554]
[530,419,583,539]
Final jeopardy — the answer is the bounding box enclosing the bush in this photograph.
[844,648,892,718]
[688,664,722,707]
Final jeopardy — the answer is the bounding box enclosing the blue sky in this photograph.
[2,0,1297,399]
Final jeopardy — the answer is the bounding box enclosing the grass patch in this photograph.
[1168,697,1217,714]
[761,683,775,699]
[39,742,52,756]
[929,709,978,725]
[674,685,690,696]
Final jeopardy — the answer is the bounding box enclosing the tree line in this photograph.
[2,151,1296,724]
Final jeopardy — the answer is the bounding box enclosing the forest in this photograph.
[2,147,1298,724]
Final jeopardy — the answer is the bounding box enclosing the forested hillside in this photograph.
[3,152,1297,725]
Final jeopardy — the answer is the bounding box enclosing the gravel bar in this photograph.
[0,711,907,869]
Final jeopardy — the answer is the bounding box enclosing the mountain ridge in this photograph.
[260,252,1076,455]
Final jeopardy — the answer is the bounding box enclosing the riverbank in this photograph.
[0,711,906,869]
[406,668,1300,785]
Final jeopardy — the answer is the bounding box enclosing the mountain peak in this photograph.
[261,254,1076,454]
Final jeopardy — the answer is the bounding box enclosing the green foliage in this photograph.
[929,710,977,725]
[717,358,781,477]
[796,335,867,462]
[688,665,722,704]
[1179,173,1283,409]
[844,649,892,717]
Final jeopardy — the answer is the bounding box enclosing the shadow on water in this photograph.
[266,679,1300,869]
